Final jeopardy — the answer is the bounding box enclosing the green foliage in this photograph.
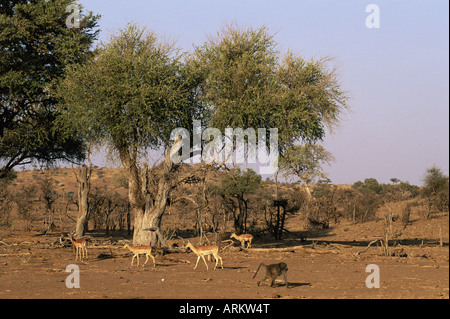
[275,53,348,148]
[194,25,278,130]
[57,23,205,158]
[422,165,449,196]
[208,168,262,233]
[422,166,449,213]
[194,24,349,153]
[0,0,100,179]
[279,143,335,185]
[352,178,383,194]
[383,181,419,201]
[214,168,262,198]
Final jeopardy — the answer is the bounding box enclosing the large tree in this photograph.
[57,23,349,246]
[57,24,206,246]
[0,0,100,179]
[194,25,349,194]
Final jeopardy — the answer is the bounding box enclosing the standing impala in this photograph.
[185,241,223,270]
[68,233,88,261]
[230,232,254,248]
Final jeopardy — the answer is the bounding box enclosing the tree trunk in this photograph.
[303,178,312,200]
[132,172,172,247]
[74,165,91,238]
[242,199,248,233]
[233,195,247,234]
[274,171,279,200]
[126,203,131,235]
[272,199,288,240]
[278,204,287,239]
[128,135,183,247]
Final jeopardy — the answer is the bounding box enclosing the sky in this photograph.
[77,0,449,186]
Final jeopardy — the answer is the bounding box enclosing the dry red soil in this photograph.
[1,215,448,300]
[1,169,448,300]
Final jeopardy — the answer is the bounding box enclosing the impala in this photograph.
[123,244,156,267]
[185,241,223,270]
[68,233,87,261]
[230,232,254,248]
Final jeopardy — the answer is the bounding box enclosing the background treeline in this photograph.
[1,165,448,240]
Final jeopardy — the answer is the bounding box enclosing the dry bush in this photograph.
[337,188,380,223]
[87,187,129,233]
[14,184,37,230]
[304,196,338,230]
[0,187,14,227]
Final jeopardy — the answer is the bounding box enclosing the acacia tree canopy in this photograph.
[56,24,206,245]
[57,24,205,158]
[56,23,349,245]
[0,0,100,179]
[279,144,335,199]
[194,24,349,155]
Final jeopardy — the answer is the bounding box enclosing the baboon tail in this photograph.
[253,263,265,279]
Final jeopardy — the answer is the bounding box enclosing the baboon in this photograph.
[253,262,289,288]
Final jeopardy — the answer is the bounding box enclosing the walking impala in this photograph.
[123,244,156,267]
[185,241,223,270]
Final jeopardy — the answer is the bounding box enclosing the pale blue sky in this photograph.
[78,0,449,186]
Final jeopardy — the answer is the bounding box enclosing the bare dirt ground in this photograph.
[0,214,448,300]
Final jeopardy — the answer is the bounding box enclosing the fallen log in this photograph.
[243,245,340,254]
[162,255,191,264]
[354,239,382,256]
[0,253,32,257]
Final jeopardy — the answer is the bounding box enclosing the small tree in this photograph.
[38,172,59,233]
[383,180,419,202]
[209,168,261,234]
[422,166,449,197]
[14,184,37,230]
[352,178,383,195]
[341,186,380,223]
[0,186,14,227]
[279,144,335,200]
[422,166,449,215]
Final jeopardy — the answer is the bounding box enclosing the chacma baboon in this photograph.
[253,262,289,288]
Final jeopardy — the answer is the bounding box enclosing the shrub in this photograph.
[0,187,14,227]
[422,166,449,215]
